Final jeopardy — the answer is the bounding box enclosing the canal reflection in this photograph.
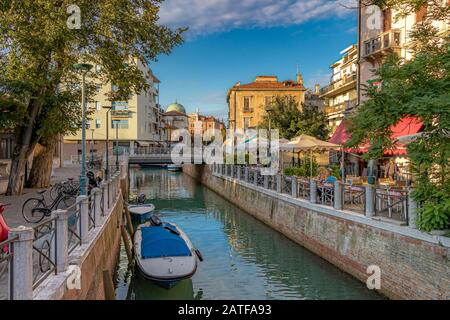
[116,168,383,300]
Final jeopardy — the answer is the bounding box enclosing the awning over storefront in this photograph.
[329,117,423,156]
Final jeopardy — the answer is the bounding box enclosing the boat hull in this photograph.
[134,222,198,289]
[128,204,155,223]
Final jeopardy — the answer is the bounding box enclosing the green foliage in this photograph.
[260,96,330,140]
[0,0,185,138]
[329,164,341,179]
[283,157,319,178]
[347,2,450,231]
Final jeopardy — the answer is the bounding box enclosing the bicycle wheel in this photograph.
[56,195,76,211]
[22,198,46,223]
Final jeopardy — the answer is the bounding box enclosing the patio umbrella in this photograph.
[280,134,341,177]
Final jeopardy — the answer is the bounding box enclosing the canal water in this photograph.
[115,167,383,300]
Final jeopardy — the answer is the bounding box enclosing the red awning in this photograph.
[329,117,423,156]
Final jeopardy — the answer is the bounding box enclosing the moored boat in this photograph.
[134,215,203,289]
[128,204,155,223]
[167,164,182,172]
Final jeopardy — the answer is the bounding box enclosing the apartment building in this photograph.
[320,44,358,134]
[63,59,166,163]
[227,75,306,131]
[358,1,449,102]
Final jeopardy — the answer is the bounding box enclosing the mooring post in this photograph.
[9,226,34,300]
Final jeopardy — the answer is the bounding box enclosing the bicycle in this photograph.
[22,189,76,224]
[49,178,79,201]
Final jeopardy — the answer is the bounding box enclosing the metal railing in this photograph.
[375,186,409,222]
[32,218,57,289]
[213,164,415,227]
[67,201,82,255]
[0,236,18,300]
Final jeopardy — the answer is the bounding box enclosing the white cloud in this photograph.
[158,0,356,37]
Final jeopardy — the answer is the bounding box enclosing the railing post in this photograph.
[408,188,417,228]
[52,209,70,273]
[263,175,269,189]
[9,226,34,300]
[102,181,108,214]
[244,167,249,182]
[92,188,102,227]
[365,185,375,217]
[254,170,258,186]
[291,177,298,198]
[276,175,282,193]
[310,179,317,203]
[230,165,234,178]
[78,195,89,244]
[236,166,241,180]
[334,181,343,210]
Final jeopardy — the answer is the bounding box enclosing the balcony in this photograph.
[111,110,133,118]
[320,73,357,97]
[362,29,402,60]
[323,99,358,118]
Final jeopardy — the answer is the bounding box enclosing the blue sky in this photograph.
[151,0,358,121]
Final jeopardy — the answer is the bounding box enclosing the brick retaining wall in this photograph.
[183,164,450,300]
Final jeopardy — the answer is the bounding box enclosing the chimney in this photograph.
[296,72,303,86]
[315,84,320,94]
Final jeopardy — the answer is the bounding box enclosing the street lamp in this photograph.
[114,119,119,171]
[265,105,274,162]
[90,128,95,164]
[102,105,113,180]
[73,63,93,195]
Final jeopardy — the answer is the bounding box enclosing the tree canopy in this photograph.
[0,0,185,194]
[260,95,330,141]
[347,0,450,231]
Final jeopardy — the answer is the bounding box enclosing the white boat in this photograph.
[134,216,203,288]
[167,164,182,172]
[128,204,155,223]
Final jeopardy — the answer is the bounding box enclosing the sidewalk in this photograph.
[0,165,81,228]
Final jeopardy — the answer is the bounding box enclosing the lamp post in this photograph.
[114,119,119,171]
[73,63,93,195]
[102,105,112,180]
[265,105,274,162]
[90,128,95,164]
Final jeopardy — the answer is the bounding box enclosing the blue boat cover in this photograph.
[140,224,191,259]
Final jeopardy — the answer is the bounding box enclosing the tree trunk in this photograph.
[6,96,44,195]
[26,136,58,188]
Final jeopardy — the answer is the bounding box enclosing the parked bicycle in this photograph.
[22,189,76,224]
[49,178,79,201]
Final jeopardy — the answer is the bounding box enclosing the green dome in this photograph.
[166,102,186,114]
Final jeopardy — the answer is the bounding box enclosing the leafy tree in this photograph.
[0,0,185,194]
[347,0,450,231]
[260,95,330,140]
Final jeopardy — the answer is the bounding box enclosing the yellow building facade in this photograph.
[63,59,166,163]
[227,75,306,131]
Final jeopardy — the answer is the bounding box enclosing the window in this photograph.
[112,120,129,129]
[244,117,251,130]
[243,97,251,112]
[95,65,102,73]
[95,101,100,111]
[265,96,273,108]
[95,119,101,129]
[96,84,101,93]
